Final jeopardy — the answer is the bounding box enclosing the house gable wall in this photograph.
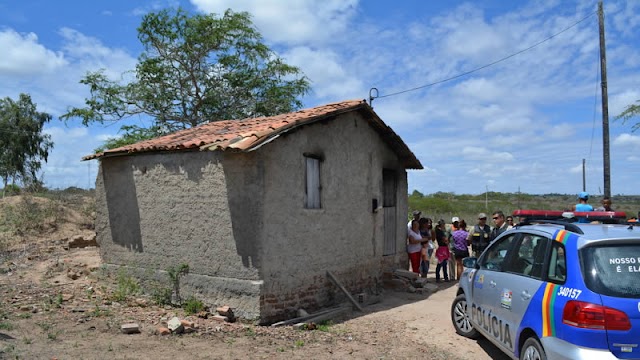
[255,111,408,320]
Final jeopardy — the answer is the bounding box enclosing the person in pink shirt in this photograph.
[435,229,450,282]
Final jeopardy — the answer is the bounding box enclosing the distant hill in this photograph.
[408,191,640,224]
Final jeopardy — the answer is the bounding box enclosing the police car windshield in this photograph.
[581,244,640,298]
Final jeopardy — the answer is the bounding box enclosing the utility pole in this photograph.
[598,1,611,198]
[582,159,586,191]
[485,185,488,210]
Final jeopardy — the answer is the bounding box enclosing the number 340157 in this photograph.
[557,287,582,299]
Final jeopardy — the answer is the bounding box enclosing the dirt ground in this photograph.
[0,195,510,359]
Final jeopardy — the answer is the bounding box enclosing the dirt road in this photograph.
[0,245,513,359]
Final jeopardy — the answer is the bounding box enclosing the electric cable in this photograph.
[375,10,597,100]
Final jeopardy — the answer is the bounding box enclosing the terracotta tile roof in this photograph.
[83,99,422,169]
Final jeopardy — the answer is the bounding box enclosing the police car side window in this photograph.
[479,234,518,272]
[505,234,549,279]
[547,242,566,283]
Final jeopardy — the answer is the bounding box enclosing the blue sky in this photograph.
[1,0,639,195]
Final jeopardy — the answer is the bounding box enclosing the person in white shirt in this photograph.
[407,220,423,274]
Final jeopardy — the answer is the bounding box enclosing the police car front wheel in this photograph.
[520,337,546,360]
[451,294,480,339]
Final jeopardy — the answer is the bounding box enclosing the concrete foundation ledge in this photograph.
[100,263,263,320]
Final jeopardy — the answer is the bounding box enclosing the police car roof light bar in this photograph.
[517,219,584,235]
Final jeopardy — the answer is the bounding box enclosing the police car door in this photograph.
[472,233,519,352]
[493,233,549,356]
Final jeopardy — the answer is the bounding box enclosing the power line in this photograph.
[374,10,597,100]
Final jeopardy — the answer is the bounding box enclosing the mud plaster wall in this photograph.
[256,112,408,321]
[94,151,264,317]
[94,111,409,321]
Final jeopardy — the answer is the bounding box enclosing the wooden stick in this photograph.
[271,304,348,327]
[326,271,363,311]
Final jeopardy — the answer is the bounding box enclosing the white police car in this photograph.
[451,210,639,360]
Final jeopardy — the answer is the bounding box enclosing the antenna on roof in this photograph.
[368,88,379,108]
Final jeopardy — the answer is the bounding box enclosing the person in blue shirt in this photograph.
[572,192,593,223]
[573,192,594,212]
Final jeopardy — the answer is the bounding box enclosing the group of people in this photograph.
[407,210,513,282]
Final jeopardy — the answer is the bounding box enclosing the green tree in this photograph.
[62,8,310,148]
[0,94,53,197]
[617,100,640,131]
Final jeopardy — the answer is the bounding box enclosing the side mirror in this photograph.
[462,257,478,269]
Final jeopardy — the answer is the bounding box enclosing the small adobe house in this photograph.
[85,99,422,322]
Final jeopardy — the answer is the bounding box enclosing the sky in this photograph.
[1,0,639,196]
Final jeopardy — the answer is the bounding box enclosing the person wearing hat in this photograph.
[467,213,491,257]
[572,192,593,223]
[572,192,593,212]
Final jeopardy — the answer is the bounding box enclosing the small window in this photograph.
[479,234,518,272]
[304,156,321,209]
[547,242,566,283]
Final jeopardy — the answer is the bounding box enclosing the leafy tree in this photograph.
[617,100,640,131]
[0,94,53,197]
[62,8,310,148]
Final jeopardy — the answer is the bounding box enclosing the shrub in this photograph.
[112,270,140,302]
[182,296,204,315]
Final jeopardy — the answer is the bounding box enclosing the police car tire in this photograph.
[520,337,546,360]
[451,294,480,339]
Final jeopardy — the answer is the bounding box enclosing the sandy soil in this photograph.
[0,196,511,359]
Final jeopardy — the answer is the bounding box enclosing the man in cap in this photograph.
[572,192,593,223]
[468,213,491,257]
[572,192,593,212]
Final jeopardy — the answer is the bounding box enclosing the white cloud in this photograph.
[613,133,640,147]
[0,29,67,76]
[0,27,137,116]
[189,0,358,45]
[609,89,640,116]
[282,46,362,100]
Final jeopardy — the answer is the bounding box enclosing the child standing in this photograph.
[420,242,430,278]
[435,232,450,282]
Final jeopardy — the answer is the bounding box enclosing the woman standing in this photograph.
[451,219,470,280]
[407,220,423,274]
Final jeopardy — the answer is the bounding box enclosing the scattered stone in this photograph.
[121,323,140,334]
[297,309,309,317]
[167,317,184,334]
[211,315,230,323]
[393,269,419,280]
[67,234,98,249]
[216,306,231,316]
[407,286,416,293]
[157,327,171,336]
[180,319,194,328]
[196,311,210,319]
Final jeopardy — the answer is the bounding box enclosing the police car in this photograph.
[451,210,639,360]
